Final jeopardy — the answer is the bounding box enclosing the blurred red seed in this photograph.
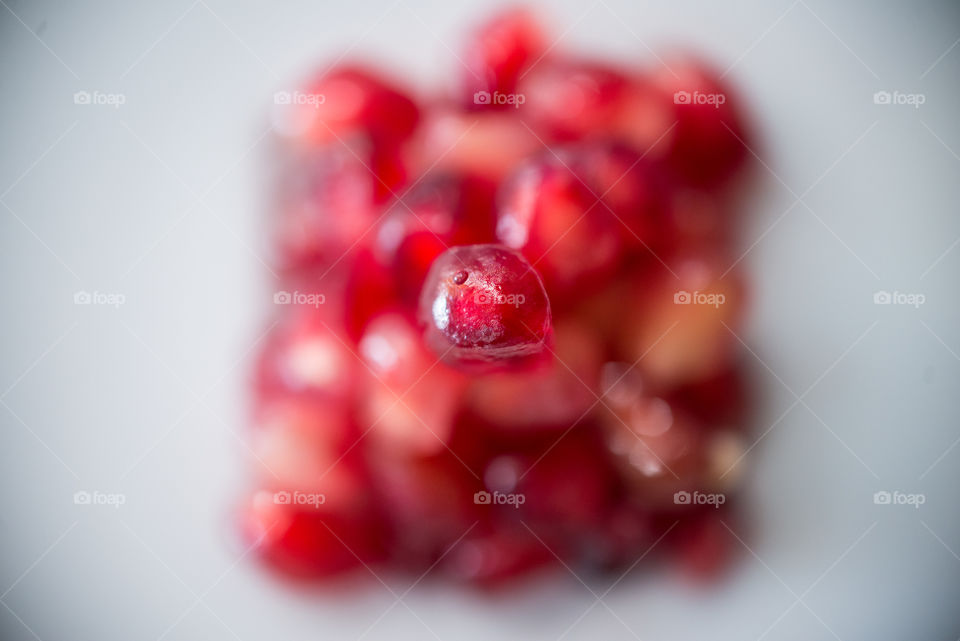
[358,312,468,455]
[374,172,497,306]
[520,59,631,141]
[496,150,624,302]
[273,65,420,148]
[650,58,751,190]
[460,8,548,109]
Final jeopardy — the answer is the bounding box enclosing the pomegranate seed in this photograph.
[255,306,358,404]
[520,59,631,141]
[359,312,467,455]
[418,244,552,369]
[651,58,750,189]
[502,426,617,531]
[465,319,602,431]
[375,173,497,305]
[241,489,385,578]
[408,106,542,181]
[496,150,624,301]
[273,64,419,148]
[461,8,547,109]
[372,449,485,569]
[273,140,404,271]
[615,252,744,387]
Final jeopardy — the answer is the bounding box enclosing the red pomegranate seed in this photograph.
[465,319,602,431]
[240,489,386,578]
[614,251,744,387]
[358,312,468,455]
[374,173,497,306]
[520,59,631,141]
[651,58,751,190]
[418,244,552,370]
[460,8,547,109]
[273,140,404,271]
[273,64,420,148]
[496,150,624,302]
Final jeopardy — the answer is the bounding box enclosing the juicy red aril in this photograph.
[520,59,631,141]
[496,150,623,301]
[614,251,744,387]
[652,58,750,190]
[358,312,467,455]
[255,305,357,404]
[241,490,385,578]
[372,449,485,569]
[273,140,404,271]
[409,106,542,181]
[608,73,677,156]
[374,173,496,306]
[418,244,551,369]
[243,396,387,578]
[567,142,669,254]
[500,426,617,531]
[461,8,547,108]
[273,64,420,147]
[252,397,359,481]
[465,319,602,431]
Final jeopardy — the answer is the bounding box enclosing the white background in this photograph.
[1,0,959,639]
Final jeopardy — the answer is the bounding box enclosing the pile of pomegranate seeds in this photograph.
[245,8,756,587]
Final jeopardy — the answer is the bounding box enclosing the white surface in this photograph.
[1,0,959,639]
